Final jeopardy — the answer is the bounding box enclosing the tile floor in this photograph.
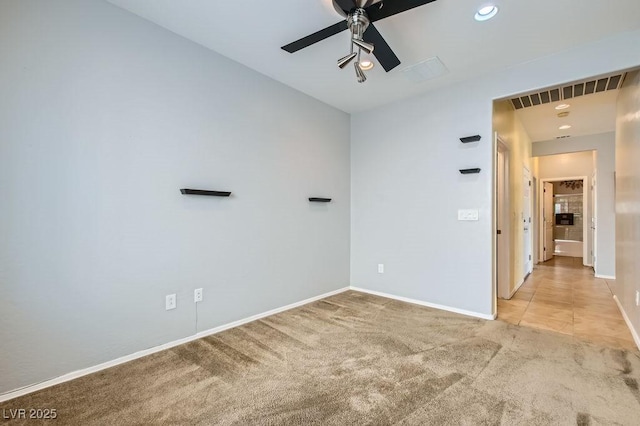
[497,256,638,350]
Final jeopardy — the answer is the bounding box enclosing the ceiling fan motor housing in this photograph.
[348,8,370,40]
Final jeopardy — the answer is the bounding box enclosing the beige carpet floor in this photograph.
[2,290,640,425]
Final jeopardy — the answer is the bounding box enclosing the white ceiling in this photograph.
[516,89,619,143]
[106,0,640,113]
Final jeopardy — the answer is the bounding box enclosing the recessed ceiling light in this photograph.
[555,104,571,110]
[559,125,572,130]
[359,60,374,71]
[475,5,499,21]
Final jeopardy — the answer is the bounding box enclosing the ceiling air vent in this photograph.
[556,135,571,139]
[401,57,448,83]
[510,73,625,110]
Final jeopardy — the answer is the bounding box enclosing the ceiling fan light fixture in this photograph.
[359,59,374,70]
[352,38,375,55]
[337,52,358,69]
[474,5,499,21]
[355,62,367,83]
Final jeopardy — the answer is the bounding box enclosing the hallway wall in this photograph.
[532,133,615,277]
[615,70,640,346]
[493,100,533,295]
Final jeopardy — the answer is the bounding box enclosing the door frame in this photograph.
[541,181,555,262]
[523,166,533,276]
[532,176,539,265]
[538,176,589,263]
[494,135,511,301]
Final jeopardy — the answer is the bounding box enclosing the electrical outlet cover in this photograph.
[166,294,177,310]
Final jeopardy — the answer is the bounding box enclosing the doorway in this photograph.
[539,176,589,265]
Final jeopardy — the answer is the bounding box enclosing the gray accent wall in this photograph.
[0,0,350,394]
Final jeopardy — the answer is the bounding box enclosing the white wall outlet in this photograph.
[636,290,639,307]
[458,209,479,221]
[165,294,176,310]
[194,288,203,303]
[378,264,384,274]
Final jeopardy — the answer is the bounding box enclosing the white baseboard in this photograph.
[0,286,350,403]
[613,295,640,351]
[350,286,496,320]
[595,274,616,280]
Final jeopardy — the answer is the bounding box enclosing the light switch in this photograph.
[458,209,479,221]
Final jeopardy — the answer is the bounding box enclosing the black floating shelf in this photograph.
[459,168,481,175]
[180,189,231,197]
[460,135,482,143]
[309,197,332,202]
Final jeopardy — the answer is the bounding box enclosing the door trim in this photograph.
[523,166,532,275]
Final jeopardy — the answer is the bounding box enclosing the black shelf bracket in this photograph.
[309,197,332,202]
[459,168,481,174]
[180,189,231,197]
[460,135,481,143]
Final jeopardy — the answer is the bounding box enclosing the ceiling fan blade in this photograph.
[365,0,437,23]
[333,0,357,16]
[281,20,349,53]
[363,24,401,72]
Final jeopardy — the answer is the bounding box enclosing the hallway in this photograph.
[498,257,637,350]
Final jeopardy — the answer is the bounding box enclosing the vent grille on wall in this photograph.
[510,73,625,110]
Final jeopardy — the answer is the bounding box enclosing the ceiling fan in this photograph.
[281,0,438,83]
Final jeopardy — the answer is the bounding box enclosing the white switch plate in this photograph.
[166,294,176,310]
[636,290,639,306]
[458,209,479,221]
[194,288,203,303]
[378,264,384,274]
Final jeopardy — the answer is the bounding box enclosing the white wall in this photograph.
[351,30,640,317]
[537,151,594,179]
[0,0,350,395]
[615,70,640,345]
[533,132,616,277]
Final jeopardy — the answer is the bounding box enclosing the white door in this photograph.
[523,168,532,275]
[543,182,554,262]
[591,172,597,268]
[496,141,510,299]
